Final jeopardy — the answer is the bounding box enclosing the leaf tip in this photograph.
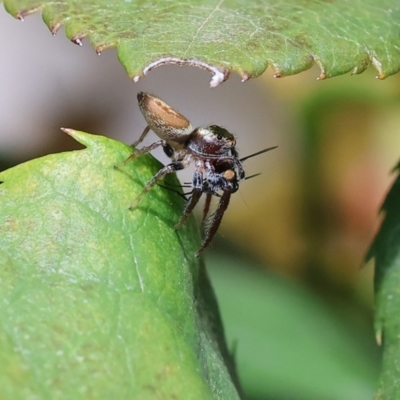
[371,56,384,79]
[14,6,42,21]
[71,36,84,46]
[240,73,250,83]
[312,57,327,81]
[95,42,115,55]
[50,23,62,36]
[60,127,72,135]
[60,127,90,148]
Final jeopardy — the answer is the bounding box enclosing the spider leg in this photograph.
[114,139,168,168]
[157,183,191,200]
[196,189,231,257]
[175,170,203,229]
[129,161,185,209]
[131,125,150,148]
[202,193,213,223]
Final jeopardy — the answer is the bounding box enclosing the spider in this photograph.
[115,92,276,256]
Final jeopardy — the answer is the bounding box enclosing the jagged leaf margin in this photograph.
[2,0,400,86]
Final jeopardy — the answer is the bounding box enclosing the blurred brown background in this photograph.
[2,6,400,400]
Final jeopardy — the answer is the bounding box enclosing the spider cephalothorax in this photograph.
[115,92,276,256]
[188,126,236,157]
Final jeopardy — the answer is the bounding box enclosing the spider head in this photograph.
[189,125,237,158]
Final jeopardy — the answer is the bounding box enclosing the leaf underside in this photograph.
[368,161,400,400]
[2,0,400,86]
[0,130,240,400]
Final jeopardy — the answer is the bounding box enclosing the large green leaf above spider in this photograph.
[3,0,400,85]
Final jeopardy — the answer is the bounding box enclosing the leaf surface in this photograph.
[3,0,400,85]
[208,253,378,400]
[0,130,240,400]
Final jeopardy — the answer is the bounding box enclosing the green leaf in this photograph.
[208,253,378,400]
[0,130,240,400]
[2,1,400,86]
[368,161,400,400]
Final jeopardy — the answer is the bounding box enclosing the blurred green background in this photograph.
[2,5,400,400]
